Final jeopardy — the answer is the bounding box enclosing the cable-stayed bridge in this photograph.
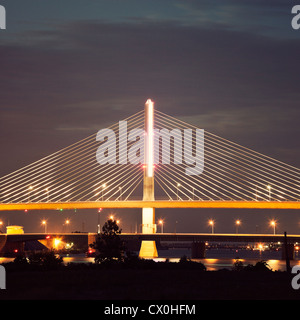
[1,102,300,209]
[1,99,300,257]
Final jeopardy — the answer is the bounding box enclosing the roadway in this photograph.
[120,233,300,243]
[2,232,300,244]
[2,200,300,211]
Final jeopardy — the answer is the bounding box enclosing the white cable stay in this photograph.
[152,121,300,200]
[1,109,300,203]
[154,114,300,199]
[0,113,144,202]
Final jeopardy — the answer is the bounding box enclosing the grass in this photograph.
[1,266,299,300]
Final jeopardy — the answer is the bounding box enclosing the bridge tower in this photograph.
[139,99,158,258]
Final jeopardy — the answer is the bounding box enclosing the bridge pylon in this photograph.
[139,99,158,258]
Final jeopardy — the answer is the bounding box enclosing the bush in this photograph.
[232,259,272,272]
[28,250,63,270]
[179,255,206,271]
[232,259,244,271]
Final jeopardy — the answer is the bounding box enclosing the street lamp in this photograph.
[65,219,70,233]
[97,208,102,234]
[270,220,276,235]
[209,219,215,234]
[42,220,47,233]
[235,219,241,234]
[158,219,164,233]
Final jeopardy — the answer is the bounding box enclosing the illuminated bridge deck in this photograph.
[120,233,300,243]
[2,200,300,211]
[2,233,300,244]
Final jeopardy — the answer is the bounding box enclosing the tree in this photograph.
[28,250,63,269]
[90,219,125,264]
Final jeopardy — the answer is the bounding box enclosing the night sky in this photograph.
[1,0,300,234]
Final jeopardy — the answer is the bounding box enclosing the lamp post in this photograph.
[235,220,241,234]
[42,220,47,233]
[270,220,276,235]
[209,219,214,234]
[65,219,70,233]
[158,219,164,233]
[97,208,102,234]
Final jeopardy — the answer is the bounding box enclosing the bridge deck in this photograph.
[3,232,300,243]
[120,233,300,243]
[1,200,300,211]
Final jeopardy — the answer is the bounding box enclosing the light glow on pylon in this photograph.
[145,99,154,177]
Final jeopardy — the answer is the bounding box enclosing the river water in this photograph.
[154,248,300,271]
[1,248,299,271]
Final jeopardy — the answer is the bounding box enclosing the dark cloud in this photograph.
[1,2,300,234]
[1,19,300,176]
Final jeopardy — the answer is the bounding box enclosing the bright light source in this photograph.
[54,238,61,248]
[145,99,154,177]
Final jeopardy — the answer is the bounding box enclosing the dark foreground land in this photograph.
[1,260,300,300]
